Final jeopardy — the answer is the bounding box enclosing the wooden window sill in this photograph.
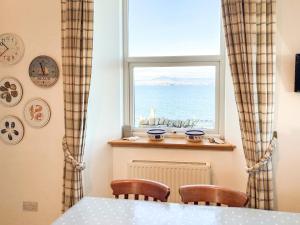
[108,137,235,151]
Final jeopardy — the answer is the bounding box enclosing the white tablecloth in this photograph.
[52,197,300,225]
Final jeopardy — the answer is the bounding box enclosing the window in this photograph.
[124,0,224,134]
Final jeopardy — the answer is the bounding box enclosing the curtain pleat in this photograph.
[61,0,94,211]
[221,0,277,210]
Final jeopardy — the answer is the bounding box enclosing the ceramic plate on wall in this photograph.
[28,55,59,88]
[0,33,25,65]
[0,77,23,107]
[24,98,51,128]
[0,115,24,145]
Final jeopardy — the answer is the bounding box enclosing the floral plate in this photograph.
[0,115,24,145]
[0,77,23,107]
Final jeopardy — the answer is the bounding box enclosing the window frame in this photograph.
[123,0,225,135]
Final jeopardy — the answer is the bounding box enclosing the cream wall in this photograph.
[1,1,300,225]
[0,0,64,225]
[274,0,300,212]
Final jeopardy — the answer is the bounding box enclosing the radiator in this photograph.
[127,160,211,202]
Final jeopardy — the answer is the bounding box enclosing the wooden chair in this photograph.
[111,179,170,202]
[179,184,248,207]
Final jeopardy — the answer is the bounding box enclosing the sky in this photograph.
[128,0,221,57]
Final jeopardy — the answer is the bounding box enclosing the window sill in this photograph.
[108,137,235,151]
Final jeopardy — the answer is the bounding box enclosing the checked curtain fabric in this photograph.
[222,0,277,209]
[61,0,94,211]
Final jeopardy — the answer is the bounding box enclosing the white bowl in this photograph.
[147,129,166,141]
[185,130,205,143]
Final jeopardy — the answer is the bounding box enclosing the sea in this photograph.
[134,85,215,129]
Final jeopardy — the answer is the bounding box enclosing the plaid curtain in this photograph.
[61,0,94,211]
[222,0,277,210]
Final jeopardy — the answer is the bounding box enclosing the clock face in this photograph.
[0,33,25,65]
[29,55,59,88]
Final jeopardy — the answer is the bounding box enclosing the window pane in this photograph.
[133,66,216,129]
[128,0,221,57]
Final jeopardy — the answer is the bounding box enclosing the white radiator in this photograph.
[127,160,211,202]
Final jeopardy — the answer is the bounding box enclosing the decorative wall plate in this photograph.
[24,98,51,128]
[29,55,59,88]
[0,77,23,107]
[0,33,25,65]
[0,116,24,145]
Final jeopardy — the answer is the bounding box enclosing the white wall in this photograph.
[0,0,64,225]
[83,0,122,197]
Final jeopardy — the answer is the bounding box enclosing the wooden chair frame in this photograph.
[179,184,249,207]
[111,179,170,202]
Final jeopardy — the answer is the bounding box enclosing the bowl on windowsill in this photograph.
[147,129,166,141]
[185,129,205,143]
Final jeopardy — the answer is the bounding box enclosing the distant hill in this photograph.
[135,75,214,86]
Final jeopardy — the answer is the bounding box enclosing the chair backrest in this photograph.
[179,184,248,207]
[111,179,170,202]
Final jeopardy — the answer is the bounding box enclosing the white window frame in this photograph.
[122,0,225,135]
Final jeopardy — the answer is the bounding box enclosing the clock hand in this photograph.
[39,63,46,75]
[0,41,9,57]
[0,42,9,50]
[0,48,9,57]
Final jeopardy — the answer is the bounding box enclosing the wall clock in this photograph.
[24,98,51,128]
[0,115,24,145]
[29,55,59,88]
[0,77,23,107]
[0,33,25,65]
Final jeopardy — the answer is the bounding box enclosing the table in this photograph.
[52,197,300,225]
